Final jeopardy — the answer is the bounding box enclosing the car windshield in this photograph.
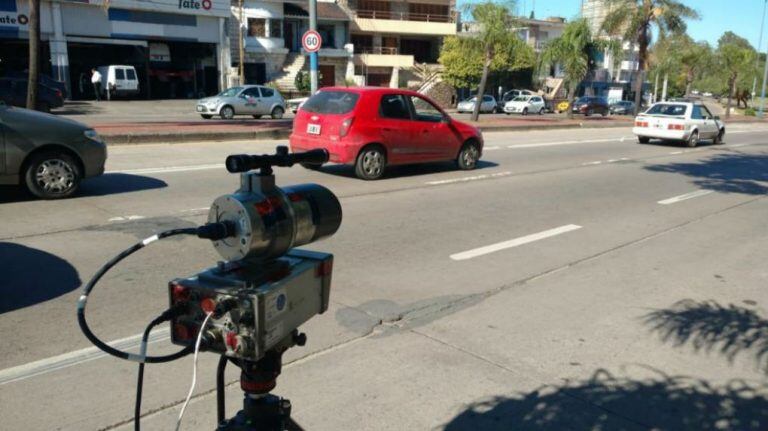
[218,87,243,97]
[645,104,688,116]
[464,97,478,103]
[302,91,360,114]
[576,97,591,104]
[512,96,530,102]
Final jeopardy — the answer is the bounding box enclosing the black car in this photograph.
[572,96,610,116]
[0,102,106,199]
[0,78,65,112]
[6,72,68,99]
[609,100,636,115]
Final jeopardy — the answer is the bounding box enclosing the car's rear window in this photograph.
[127,69,137,79]
[303,91,359,114]
[646,104,688,116]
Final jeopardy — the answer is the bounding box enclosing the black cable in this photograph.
[135,319,158,431]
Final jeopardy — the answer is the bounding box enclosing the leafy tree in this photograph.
[539,19,615,118]
[716,32,756,118]
[602,0,699,114]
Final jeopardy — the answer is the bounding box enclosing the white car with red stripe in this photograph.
[633,102,725,147]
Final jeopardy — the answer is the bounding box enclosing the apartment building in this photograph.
[343,0,458,87]
[229,0,354,91]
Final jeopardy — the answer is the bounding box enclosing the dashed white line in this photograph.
[582,161,603,166]
[426,171,512,185]
[0,330,170,386]
[484,146,501,151]
[657,190,714,205]
[108,215,146,222]
[107,163,224,175]
[669,151,684,155]
[506,137,630,149]
[450,224,583,261]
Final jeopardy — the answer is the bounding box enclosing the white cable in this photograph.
[175,312,213,431]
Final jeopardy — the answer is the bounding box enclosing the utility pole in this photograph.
[309,0,318,93]
[753,0,767,99]
[759,42,768,117]
[238,0,245,85]
[26,0,40,110]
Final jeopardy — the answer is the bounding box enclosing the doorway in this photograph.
[320,65,335,87]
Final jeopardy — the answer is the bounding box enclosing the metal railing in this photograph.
[354,10,454,23]
[358,47,400,55]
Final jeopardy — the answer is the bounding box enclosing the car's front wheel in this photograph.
[539,107,545,115]
[713,129,725,145]
[355,146,386,180]
[24,151,82,199]
[220,106,235,120]
[522,108,529,116]
[638,136,650,144]
[457,141,480,170]
[200,114,212,119]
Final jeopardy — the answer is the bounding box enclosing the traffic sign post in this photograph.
[307,0,320,94]
[301,30,322,53]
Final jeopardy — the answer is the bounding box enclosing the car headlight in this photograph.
[84,129,102,142]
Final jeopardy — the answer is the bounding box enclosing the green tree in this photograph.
[539,19,613,118]
[716,32,756,118]
[602,0,699,114]
[461,1,518,121]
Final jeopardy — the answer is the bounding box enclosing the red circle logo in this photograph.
[202,0,212,10]
[302,30,322,53]
[17,14,28,25]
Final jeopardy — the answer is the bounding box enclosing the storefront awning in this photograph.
[283,2,349,20]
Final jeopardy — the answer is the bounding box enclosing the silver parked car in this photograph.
[457,95,498,114]
[0,103,107,199]
[196,85,286,120]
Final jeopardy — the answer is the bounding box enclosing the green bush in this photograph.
[745,107,756,116]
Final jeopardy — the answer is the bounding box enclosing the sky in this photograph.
[461,0,768,50]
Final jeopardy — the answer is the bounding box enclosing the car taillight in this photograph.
[340,117,354,138]
[635,121,649,127]
[667,124,685,130]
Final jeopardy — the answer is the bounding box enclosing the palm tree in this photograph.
[601,0,699,115]
[540,19,612,119]
[463,1,517,122]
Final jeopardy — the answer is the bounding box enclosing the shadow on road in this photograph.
[644,299,768,372]
[0,242,81,313]
[0,173,167,203]
[318,160,499,180]
[645,152,768,195]
[51,101,103,116]
[442,369,768,430]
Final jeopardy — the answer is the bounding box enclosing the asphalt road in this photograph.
[1,125,768,430]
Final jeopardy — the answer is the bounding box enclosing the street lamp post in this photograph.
[760,0,768,118]
[752,0,767,98]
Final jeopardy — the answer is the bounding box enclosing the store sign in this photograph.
[85,0,229,18]
[0,0,29,29]
[178,0,211,11]
[0,13,27,26]
[149,43,171,62]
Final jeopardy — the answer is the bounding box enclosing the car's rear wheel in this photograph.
[24,151,82,199]
[522,108,528,116]
[271,107,285,119]
[457,141,480,170]
[491,106,498,114]
[539,107,545,115]
[355,146,386,180]
[713,129,725,145]
[252,115,262,119]
[201,114,212,119]
[220,105,235,120]
[687,131,699,147]
[638,137,650,144]
[586,108,594,117]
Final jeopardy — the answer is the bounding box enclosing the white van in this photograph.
[97,65,139,100]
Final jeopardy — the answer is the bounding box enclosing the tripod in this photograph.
[216,337,305,431]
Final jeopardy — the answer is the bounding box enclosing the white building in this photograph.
[0,0,231,99]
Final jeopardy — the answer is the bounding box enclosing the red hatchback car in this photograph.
[290,87,484,180]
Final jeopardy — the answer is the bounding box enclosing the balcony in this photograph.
[351,10,457,36]
[354,47,414,68]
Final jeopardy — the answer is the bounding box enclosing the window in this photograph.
[702,106,714,120]
[303,91,360,114]
[410,96,443,122]
[219,87,243,97]
[248,18,266,37]
[241,87,261,98]
[318,25,335,48]
[260,87,274,98]
[269,19,282,38]
[691,105,704,120]
[646,104,688,116]
[115,69,125,79]
[379,94,411,120]
[483,95,494,102]
[126,69,136,80]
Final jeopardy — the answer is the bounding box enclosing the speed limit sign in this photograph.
[302,30,322,53]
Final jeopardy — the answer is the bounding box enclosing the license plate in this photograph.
[196,106,203,112]
[307,124,321,135]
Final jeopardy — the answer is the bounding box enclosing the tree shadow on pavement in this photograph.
[643,299,768,373]
[0,173,167,203]
[51,101,103,116]
[441,369,768,431]
[318,160,499,180]
[0,242,81,313]
[644,152,768,195]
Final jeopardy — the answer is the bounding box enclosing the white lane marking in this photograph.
[450,224,583,261]
[669,151,684,155]
[484,146,500,151]
[107,163,224,175]
[582,161,603,166]
[657,190,714,205]
[426,171,512,185]
[108,215,146,222]
[505,137,630,149]
[0,330,170,386]
[180,207,211,213]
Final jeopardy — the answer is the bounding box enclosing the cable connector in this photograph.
[196,221,237,241]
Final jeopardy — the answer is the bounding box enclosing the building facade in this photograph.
[1,0,231,99]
